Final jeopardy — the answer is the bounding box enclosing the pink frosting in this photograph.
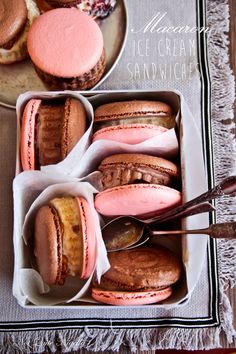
[92,124,168,144]
[95,184,182,217]
[27,8,104,77]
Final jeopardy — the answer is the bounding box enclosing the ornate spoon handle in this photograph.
[148,202,214,225]
[147,176,236,224]
[150,222,236,239]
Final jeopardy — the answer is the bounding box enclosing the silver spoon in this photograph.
[118,222,236,252]
[102,175,236,251]
[106,221,236,252]
[103,202,214,251]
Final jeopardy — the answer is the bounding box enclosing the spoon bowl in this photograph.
[103,217,144,252]
[102,202,213,251]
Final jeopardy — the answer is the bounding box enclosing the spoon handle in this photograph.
[148,202,214,225]
[147,176,236,224]
[150,222,236,239]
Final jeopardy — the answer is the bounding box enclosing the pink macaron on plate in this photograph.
[0,0,128,108]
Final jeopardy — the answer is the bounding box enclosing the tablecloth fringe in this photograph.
[207,0,236,347]
[0,326,225,353]
[207,0,236,219]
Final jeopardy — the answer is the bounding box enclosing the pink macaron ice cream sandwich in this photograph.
[27,8,106,90]
[94,153,181,218]
[92,100,175,144]
[20,97,87,170]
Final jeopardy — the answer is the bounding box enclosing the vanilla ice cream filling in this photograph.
[50,197,83,277]
[94,115,175,132]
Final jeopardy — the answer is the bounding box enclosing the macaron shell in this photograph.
[61,98,86,158]
[92,124,167,144]
[95,184,181,217]
[34,205,62,285]
[94,100,173,122]
[21,99,42,170]
[101,246,182,291]
[27,8,104,77]
[76,197,96,279]
[92,286,172,306]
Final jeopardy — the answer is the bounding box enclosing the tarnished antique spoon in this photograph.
[102,175,236,251]
[105,221,236,252]
[103,202,213,251]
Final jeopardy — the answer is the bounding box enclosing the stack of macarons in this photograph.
[94,153,181,218]
[20,96,87,170]
[92,100,175,144]
[27,8,106,90]
[0,0,39,64]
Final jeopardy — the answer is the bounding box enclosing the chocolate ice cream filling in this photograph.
[97,277,168,292]
[94,115,175,131]
[35,102,64,166]
[100,164,175,190]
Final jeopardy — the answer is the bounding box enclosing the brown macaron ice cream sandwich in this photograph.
[94,153,182,218]
[92,100,175,144]
[36,0,117,19]
[34,196,97,285]
[20,97,87,170]
[0,0,39,64]
[92,245,182,305]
